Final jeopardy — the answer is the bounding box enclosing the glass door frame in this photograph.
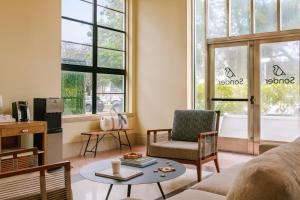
[207,36,300,155]
[207,41,255,154]
[253,36,300,149]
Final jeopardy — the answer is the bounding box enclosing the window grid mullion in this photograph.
[124,0,127,112]
[62,64,126,75]
[98,46,125,52]
[97,25,126,34]
[62,16,93,26]
[62,40,93,47]
[97,4,125,14]
[62,16,126,34]
[92,0,98,114]
[80,0,125,14]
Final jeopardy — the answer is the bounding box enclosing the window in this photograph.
[254,0,277,33]
[281,0,300,30]
[207,0,228,38]
[61,0,126,115]
[230,0,251,36]
[194,0,206,109]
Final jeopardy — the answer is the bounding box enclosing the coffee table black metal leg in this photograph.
[127,184,132,197]
[106,184,113,200]
[157,182,166,199]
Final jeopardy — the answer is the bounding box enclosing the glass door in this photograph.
[255,38,300,143]
[208,42,254,154]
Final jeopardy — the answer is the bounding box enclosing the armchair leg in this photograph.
[214,158,220,173]
[197,163,202,182]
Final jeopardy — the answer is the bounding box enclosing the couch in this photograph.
[168,138,300,200]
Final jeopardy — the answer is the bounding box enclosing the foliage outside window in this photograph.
[194,0,206,109]
[61,0,126,115]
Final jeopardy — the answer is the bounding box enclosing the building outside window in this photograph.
[61,0,127,115]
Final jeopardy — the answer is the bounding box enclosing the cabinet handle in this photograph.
[21,129,29,133]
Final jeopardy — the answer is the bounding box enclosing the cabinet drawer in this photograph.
[1,126,45,137]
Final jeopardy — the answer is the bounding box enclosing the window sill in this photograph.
[62,112,135,123]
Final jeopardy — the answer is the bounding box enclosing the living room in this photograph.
[0,0,300,200]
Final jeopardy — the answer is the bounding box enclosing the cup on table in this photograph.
[112,159,121,175]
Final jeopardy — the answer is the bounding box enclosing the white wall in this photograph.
[0,0,61,112]
[135,0,188,143]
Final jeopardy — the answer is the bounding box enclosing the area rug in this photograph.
[71,168,213,200]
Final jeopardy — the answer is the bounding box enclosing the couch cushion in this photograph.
[227,137,300,200]
[148,140,198,160]
[172,110,217,142]
[167,189,225,200]
[192,163,245,196]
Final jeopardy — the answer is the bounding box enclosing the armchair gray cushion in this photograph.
[148,140,215,161]
[172,110,217,142]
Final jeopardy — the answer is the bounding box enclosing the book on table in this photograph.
[95,168,143,181]
[120,157,157,168]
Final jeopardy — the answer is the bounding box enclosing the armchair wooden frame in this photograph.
[0,161,72,200]
[0,147,38,173]
[147,111,221,182]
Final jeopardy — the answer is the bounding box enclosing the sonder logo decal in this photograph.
[273,65,286,76]
[225,67,236,78]
[265,65,295,85]
[218,67,244,85]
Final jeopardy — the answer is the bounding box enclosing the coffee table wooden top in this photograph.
[80,158,186,185]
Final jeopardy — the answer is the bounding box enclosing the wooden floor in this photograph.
[69,145,254,175]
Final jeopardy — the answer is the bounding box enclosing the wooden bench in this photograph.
[81,129,132,157]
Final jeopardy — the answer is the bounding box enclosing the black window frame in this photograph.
[61,0,127,114]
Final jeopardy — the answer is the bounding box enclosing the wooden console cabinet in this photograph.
[0,121,47,165]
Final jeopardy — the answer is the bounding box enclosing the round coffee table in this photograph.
[80,158,186,199]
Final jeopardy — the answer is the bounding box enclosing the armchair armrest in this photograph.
[0,147,38,157]
[0,148,39,173]
[197,131,218,159]
[147,129,172,133]
[197,131,218,138]
[147,129,172,143]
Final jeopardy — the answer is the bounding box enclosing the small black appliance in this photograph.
[12,101,30,122]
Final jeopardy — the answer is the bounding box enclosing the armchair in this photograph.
[0,148,38,173]
[0,161,72,200]
[147,110,220,182]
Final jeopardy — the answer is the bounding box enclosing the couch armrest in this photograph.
[259,143,281,154]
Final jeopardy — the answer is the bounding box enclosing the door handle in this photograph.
[211,98,248,102]
[250,96,255,104]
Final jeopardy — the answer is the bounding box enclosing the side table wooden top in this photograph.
[0,121,47,129]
